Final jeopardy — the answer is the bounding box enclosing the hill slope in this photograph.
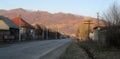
[0,8,106,36]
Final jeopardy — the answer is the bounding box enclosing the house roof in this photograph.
[93,26,107,30]
[32,23,42,29]
[0,16,19,30]
[12,17,33,28]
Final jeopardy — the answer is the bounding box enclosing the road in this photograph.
[0,38,73,59]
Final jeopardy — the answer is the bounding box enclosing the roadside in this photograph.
[0,42,11,48]
[0,38,72,48]
[78,40,120,59]
[60,40,89,59]
[0,39,39,48]
[60,40,120,59]
[0,38,56,48]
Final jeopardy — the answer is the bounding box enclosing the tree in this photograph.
[102,2,120,47]
[103,2,120,26]
[76,17,93,41]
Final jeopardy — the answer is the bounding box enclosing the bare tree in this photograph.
[103,2,120,26]
[102,2,120,47]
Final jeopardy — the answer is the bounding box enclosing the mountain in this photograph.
[0,8,106,36]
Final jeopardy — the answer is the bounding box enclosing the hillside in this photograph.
[0,8,106,36]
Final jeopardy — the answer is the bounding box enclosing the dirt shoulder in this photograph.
[60,40,120,59]
[78,40,120,59]
[60,41,89,59]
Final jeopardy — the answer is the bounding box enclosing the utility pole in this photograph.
[97,12,100,26]
[46,29,48,40]
[57,26,60,39]
[42,24,45,40]
[84,19,93,40]
[18,14,21,42]
[97,12,100,41]
[56,25,58,39]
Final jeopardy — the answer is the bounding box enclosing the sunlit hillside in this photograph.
[0,8,107,36]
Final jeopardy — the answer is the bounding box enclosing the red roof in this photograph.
[12,17,33,28]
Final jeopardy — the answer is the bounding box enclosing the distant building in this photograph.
[0,16,19,42]
[12,16,34,40]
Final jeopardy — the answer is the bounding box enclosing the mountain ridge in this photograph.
[0,8,105,36]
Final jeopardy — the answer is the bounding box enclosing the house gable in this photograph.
[0,16,19,29]
[0,20,9,30]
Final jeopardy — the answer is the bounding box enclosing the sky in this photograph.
[0,0,120,17]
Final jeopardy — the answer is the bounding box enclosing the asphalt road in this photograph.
[0,38,73,59]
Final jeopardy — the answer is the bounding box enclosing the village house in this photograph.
[93,26,107,46]
[0,16,19,42]
[31,23,43,39]
[32,23,62,40]
[12,16,34,41]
